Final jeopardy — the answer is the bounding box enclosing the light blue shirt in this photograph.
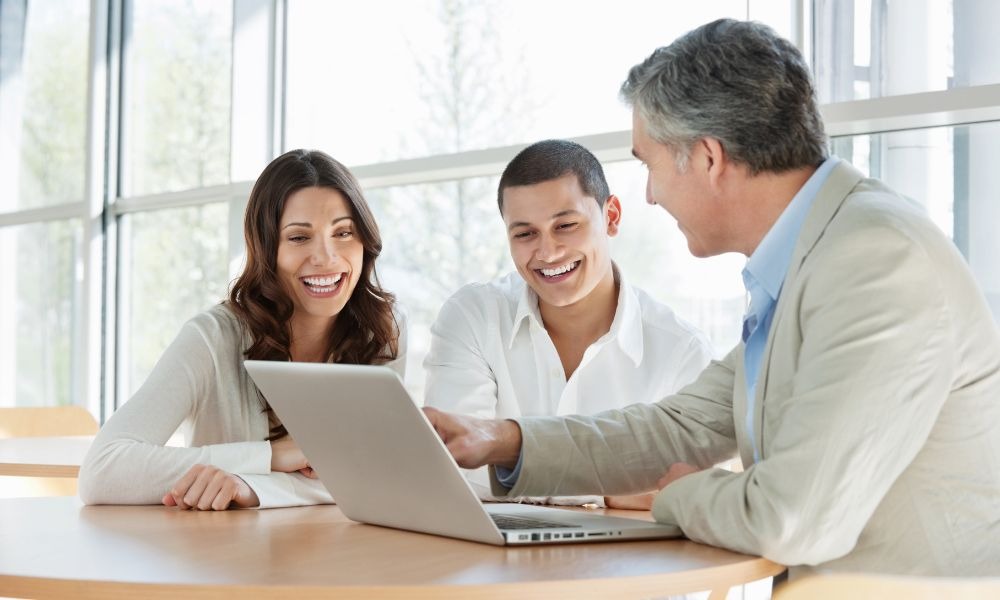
[741,157,839,463]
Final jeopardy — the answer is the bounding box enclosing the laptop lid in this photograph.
[245,360,504,544]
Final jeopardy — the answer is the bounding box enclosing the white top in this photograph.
[423,270,712,504]
[79,303,406,509]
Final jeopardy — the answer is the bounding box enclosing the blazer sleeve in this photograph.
[652,223,955,566]
[496,348,740,498]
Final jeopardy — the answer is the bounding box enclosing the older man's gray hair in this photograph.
[621,19,828,174]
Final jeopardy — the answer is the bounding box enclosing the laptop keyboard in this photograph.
[490,513,582,530]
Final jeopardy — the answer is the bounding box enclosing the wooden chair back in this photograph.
[776,573,1000,600]
[0,405,99,498]
[0,406,98,438]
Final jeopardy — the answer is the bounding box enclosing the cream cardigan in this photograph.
[79,303,406,508]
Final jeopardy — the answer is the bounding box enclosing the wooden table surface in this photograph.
[0,435,92,477]
[0,496,784,599]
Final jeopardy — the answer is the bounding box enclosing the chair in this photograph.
[775,573,1000,600]
[0,405,99,498]
[0,405,98,438]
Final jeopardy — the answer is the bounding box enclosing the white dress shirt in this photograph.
[424,268,713,503]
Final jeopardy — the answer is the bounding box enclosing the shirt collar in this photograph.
[511,281,543,343]
[509,264,644,367]
[743,157,840,304]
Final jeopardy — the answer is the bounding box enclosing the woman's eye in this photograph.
[288,235,308,243]
[334,229,354,238]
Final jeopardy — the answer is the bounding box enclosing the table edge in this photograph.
[0,559,785,599]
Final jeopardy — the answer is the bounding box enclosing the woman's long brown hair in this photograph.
[227,149,399,438]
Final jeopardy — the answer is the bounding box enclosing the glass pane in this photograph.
[367,176,512,395]
[813,0,1000,102]
[122,0,232,196]
[0,220,81,407]
[834,121,1000,321]
[285,0,758,165]
[605,161,745,356]
[119,203,229,399]
[0,0,89,211]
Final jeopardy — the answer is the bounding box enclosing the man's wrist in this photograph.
[491,419,522,469]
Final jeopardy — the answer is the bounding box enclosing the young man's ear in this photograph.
[605,195,622,237]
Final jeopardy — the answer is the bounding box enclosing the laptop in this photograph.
[243,360,682,545]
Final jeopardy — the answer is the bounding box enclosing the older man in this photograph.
[424,19,1000,577]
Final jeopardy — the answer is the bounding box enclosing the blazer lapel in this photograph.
[752,161,866,459]
[732,343,755,467]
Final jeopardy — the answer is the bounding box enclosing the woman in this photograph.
[79,149,405,510]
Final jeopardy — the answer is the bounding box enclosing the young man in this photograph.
[423,139,712,506]
[424,20,1000,576]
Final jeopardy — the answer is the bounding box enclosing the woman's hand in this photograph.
[162,464,259,510]
[270,435,310,473]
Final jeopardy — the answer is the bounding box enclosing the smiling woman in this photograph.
[77,149,407,511]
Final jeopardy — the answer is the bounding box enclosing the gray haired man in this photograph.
[425,19,1000,576]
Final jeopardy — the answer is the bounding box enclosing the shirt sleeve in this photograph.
[79,316,272,505]
[238,471,334,508]
[422,294,500,417]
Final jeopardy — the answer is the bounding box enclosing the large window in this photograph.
[814,0,1000,103]
[0,220,82,407]
[2,0,89,211]
[1,0,997,418]
[121,0,232,196]
[285,0,756,165]
[0,0,89,409]
[118,203,230,398]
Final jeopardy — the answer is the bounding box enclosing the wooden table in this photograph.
[0,435,92,477]
[0,496,784,599]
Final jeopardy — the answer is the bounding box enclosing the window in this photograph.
[118,203,230,399]
[0,220,82,407]
[1,0,90,211]
[3,0,997,417]
[285,0,752,165]
[121,0,232,196]
[813,0,1000,103]
[0,0,89,408]
[835,122,1000,321]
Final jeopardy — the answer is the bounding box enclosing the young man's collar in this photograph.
[509,263,644,366]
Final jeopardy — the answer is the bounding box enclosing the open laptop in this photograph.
[243,360,682,546]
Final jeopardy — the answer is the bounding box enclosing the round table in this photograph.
[0,496,784,599]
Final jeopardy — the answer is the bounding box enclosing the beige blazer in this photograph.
[495,161,1000,576]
